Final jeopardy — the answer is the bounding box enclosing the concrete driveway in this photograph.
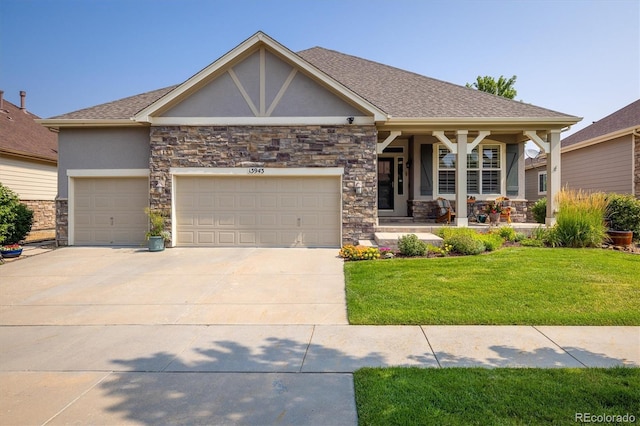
[0,246,348,325]
[1,247,359,425]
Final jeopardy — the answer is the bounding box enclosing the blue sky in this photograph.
[1,0,638,136]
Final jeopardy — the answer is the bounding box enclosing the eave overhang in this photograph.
[35,119,149,129]
[562,126,640,153]
[377,116,582,133]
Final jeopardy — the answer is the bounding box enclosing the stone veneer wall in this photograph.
[55,199,68,246]
[409,199,530,223]
[149,125,378,245]
[21,200,56,231]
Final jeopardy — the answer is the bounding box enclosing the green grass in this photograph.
[345,247,640,325]
[354,367,640,426]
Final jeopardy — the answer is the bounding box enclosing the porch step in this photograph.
[376,225,439,233]
[379,217,415,224]
[374,232,443,251]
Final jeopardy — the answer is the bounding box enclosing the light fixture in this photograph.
[347,116,354,124]
[355,181,363,195]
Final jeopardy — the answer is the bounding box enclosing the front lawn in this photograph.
[345,247,640,325]
[354,367,640,425]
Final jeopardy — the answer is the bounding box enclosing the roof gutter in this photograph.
[0,148,57,164]
[562,126,640,153]
[378,116,581,131]
[35,119,149,129]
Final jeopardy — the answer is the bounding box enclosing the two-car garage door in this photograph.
[175,176,340,247]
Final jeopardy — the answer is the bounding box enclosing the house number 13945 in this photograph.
[248,167,265,174]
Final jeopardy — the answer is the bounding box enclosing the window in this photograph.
[538,171,547,195]
[436,144,503,195]
[437,146,456,194]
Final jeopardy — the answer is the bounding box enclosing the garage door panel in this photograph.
[218,232,236,244]
[74,177,148,246]
[175,176,340,247]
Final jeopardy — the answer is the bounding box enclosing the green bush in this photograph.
[532,198,547,224]
[0,183,34,244]
[495,226,517,242]
[398,234,427,257]
[479,232,504,252]
[447,233,486,255]
[606,193,640,241]
[554,189,607,248]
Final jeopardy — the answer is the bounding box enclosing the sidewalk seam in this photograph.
[532,326,587,367]
[42,371,113,425]
[420,326,442,368]
[299,325,316,372]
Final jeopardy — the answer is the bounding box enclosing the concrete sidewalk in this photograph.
[1,324,638,425]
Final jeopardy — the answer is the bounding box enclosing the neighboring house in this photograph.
[39,32,579,248]
[0,90,58,240]
[526,99,640,201]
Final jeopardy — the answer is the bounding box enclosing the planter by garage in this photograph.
[148,236,165,252]
[607,230,633,247]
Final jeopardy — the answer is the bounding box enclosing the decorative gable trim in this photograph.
[133,31,387,124]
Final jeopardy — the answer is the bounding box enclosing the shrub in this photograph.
[397,234,427,257]
[495,226,517,242]
[447,233,486,255]
[0,183,34,244]
[606,193,640,241]
[427,243,452,257]
[531,198,547,224]
[479,232,504,252]
[554,188,608,248]
[339,245,380,261]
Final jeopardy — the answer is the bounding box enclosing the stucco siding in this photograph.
[562,135,633,194]
[57,128,150,198]
[0,155,57,200]
[162,49,362,118]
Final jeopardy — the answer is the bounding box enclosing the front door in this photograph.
[378,158,394,210]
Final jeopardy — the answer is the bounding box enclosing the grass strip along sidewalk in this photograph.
[345,247,640,325]
[354,367,639,426]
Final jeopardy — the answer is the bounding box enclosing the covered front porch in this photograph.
[375,125,564,229]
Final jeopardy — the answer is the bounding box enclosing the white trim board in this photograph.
[67,169,150,177]
[170,167,344,176]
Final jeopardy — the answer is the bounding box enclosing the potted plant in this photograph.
[605,194,640,247]
[485,200,503,224]
[145,208,169,252]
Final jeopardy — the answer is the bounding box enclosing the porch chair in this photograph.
[434,198,456,224]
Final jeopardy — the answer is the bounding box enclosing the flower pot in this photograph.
[148,236,165,252]
[489,212,501,223]
[477,214,487,224]
[0,248,23,258]
[607,230,633,247]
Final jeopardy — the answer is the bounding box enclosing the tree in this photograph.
[0,183,34,244]
[466,75,517,99]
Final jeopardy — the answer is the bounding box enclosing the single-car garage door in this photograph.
[175,176,340,247]
[74,177,148,245]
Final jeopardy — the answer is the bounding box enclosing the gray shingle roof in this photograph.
[0,98,57,161]
[561,99,640,148]
[50,86,177,120]
[48,46,578,122]
[298,47,576,119]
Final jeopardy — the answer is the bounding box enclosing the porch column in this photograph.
[546,130,562,226]
[456,130,469,226]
